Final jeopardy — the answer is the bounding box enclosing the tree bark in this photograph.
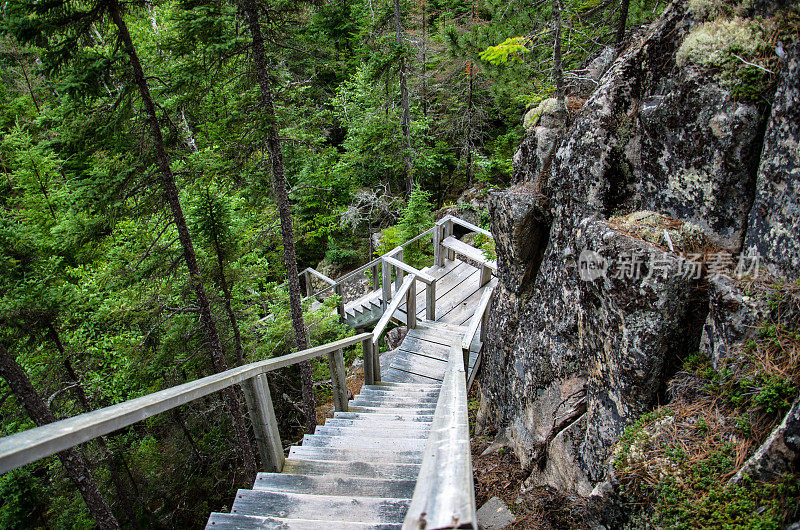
[615,0,631,48]
[240,0,317,434]
[552,0,565,109]
[393,0,413,196]
[0,343,120,530]
[108,0,257,482]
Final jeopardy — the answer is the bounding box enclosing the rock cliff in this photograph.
[478,0,800,509]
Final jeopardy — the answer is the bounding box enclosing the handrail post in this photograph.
[371,262,380,291]
[363,339,375,385]
[381,259,392,311]
[407,278,417,329]
[480,263,492,287]
[334,284,345,322]
[445,219,455,261]
[250,373,285,472]
[394,247,404,291]
[373,339,382,382]
[327,349,348,412]
[433,219,444,267]
[425,280,436,321]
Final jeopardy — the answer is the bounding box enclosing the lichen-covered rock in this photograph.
[481,0,781,496]
[488,187,551,294]
[699,274,770,367]
[744,43,800,279]
[575,218,706,481]
[731,396,800,484]
[515,99,569,186]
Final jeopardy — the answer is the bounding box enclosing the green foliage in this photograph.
[478,36,529,65]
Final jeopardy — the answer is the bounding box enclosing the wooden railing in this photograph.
[0,333,372,475]
[402,339,477,529]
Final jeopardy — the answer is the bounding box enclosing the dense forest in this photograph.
[0,0,664,526]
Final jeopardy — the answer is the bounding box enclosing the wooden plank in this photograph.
[401,341,476,529]
[382,367,442,384]
[393,263,479,326]
[390,357,447,381]
[394,261,473,323]
[289,446,423,464]
[0,332,371,474]
[306,267,336,285]
[281,458,421,480]
[461,286,495,353]
[442,214,493,238]
[383,256,435,284]
[399,336,452,357]
[231,490,410,522]
[206,512,404,529]
[250,374,285,473]
[373,275,415,344]
[438,280,495,326]
[405,327,463,348]
[253,472,417,499]
[441,236,497,271]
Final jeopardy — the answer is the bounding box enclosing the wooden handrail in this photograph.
[382,256,435,284]
[402,339,477,529]
[301,267,336,286]
[373,274,416,346]
[440,214,492,239]
[462,285,494,376]
[301,226,435,302]
[0,332,371,475]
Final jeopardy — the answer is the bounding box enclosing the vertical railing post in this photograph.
[334,284,345,322]
[371,262,380,291]
[249,373,285,472]
[407,278,417,329]
[480,264,492,287]
[445,219,455,261]
[363,339,375,385]
[381,259,392,311]
[426,280,436,321]
[373,338,382,382]
[433,220,444,267]
[480,290,493,343]
[327,349,348,412]
[394,247,404,291]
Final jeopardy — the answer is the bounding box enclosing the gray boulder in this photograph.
[744,43,800,279]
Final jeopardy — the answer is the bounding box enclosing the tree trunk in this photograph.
[393,0,413,196]
[108,0,257,482]
[49,324,150,530]
[465,61,474,188]
[421,1,428,119]
[0,343,120,530]
[615,0,631,48]
[240,0,317,434]
[552,0,565,105]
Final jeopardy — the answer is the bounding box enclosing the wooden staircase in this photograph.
[205,322,474,529]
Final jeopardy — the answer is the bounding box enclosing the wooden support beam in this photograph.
[394,247,404,291]
[480,263,492,287]
[371,263,380,291]
[382,260,392,311]
[407,280,417,329]
[363,339,375,386]
[334,284,345,322]
[433,221,444,267]
[327,349,348,412]
[250,374,285,473]
[425,281,436,322]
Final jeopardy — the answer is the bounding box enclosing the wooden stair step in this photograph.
[281,459,420,480]
[230,490,410,523]
[301,434,427,451]
[320,419,431,431]
[380,368,443,384]
[315,425,430,438]
[347,405,436,415]
[289,446,423,464]
[365,382,440,390]
[358,387,440,397]
[206,513,401,529]
[349,397,437,408]
[253,473,416,498]
[332,411,433,422]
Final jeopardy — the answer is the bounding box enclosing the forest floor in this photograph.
[468,386,589,530]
